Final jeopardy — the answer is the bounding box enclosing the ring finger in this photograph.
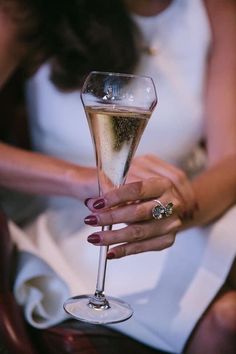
[84,195,181,227]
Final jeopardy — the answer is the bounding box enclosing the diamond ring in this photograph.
[152,200,174,220]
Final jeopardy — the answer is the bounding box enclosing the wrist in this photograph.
[62,165,98,200]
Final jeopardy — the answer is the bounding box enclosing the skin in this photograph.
[1,3,234,238]
[84,0,236,259]
[0,142,99,200]
[0,11,98,201]
[0,1,235,353]
[0,2,194,216]
[83,1,236,353]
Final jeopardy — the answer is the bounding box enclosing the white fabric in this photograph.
[10,0,236,353]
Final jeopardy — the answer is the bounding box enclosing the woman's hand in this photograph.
[84,162,197,259]
[128,154,196,213]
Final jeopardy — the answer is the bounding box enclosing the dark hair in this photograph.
[0,0,52,73]
[1,0,140,90]
[49,0,140,90]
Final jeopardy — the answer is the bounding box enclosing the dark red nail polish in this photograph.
[84,215,98,225]
[84,198,91,207]
[93,198,105,209]
[107,252,115,260]
[87,234,101,244]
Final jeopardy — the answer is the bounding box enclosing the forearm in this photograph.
[183,154,236,228]
[0,142,96,199]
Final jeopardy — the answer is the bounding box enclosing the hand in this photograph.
[84,173,195,259]
[128,154,196,213]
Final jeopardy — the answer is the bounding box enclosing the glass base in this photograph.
[63,294,133,324]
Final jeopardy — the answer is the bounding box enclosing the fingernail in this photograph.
[107,252,115,260]
[87,234,101,244]
[194,202,199,211]
[84,215,98,225]
[93,198,105,209]
[84,198,91,207]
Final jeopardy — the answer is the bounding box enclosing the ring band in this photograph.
[152,200,174,220]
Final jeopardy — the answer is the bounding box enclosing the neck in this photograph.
[124,0,173,17]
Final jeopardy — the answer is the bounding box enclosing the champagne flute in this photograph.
[63,71,157,324]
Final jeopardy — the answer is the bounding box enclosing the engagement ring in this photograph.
[152,200,174,220]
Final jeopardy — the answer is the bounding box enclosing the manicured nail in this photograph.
[84,198,91,207]
[87,234,101,244]
[107,252,115,260]
[93,198,105,209]
[84,215,98,225]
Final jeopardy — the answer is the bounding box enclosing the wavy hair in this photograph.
[49,0,140,90]
[0,0,140,90]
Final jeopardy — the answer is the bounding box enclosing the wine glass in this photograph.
[63,71,157,324]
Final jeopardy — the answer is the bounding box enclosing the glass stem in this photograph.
[95,225,112,297]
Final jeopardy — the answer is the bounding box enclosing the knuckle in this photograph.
[170,187,182,206]
[134,204,147,220]
[174,169,187,185]
[148,176,158,184]
[175,218,183,230]
[131,244,143,255]
[132,181,145,199]
[162,176,172,190]
[164,234,176,248]
[99,211,114,226]
[111,188,123,203]
[124,181,145,200]
[167,216,183,233]
[177,168,187,180]
[118,244,128,258]
[130,224,144,241]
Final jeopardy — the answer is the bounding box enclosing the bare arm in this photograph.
[188,155,236,226]
[0,142,98,200]
[204,0,236,163]
[82,0,236,258]
[0,12,97,201]
[185,0,236,226]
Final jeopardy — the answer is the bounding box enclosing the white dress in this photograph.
[10,0,236,353]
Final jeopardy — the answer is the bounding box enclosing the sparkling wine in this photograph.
[85,106,151,193]
[64,71,157,325]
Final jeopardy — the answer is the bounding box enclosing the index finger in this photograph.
[85,177,172,211]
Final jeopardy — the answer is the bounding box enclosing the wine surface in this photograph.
[85,106,150,193]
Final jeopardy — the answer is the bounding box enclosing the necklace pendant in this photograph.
[142,45,158,56]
